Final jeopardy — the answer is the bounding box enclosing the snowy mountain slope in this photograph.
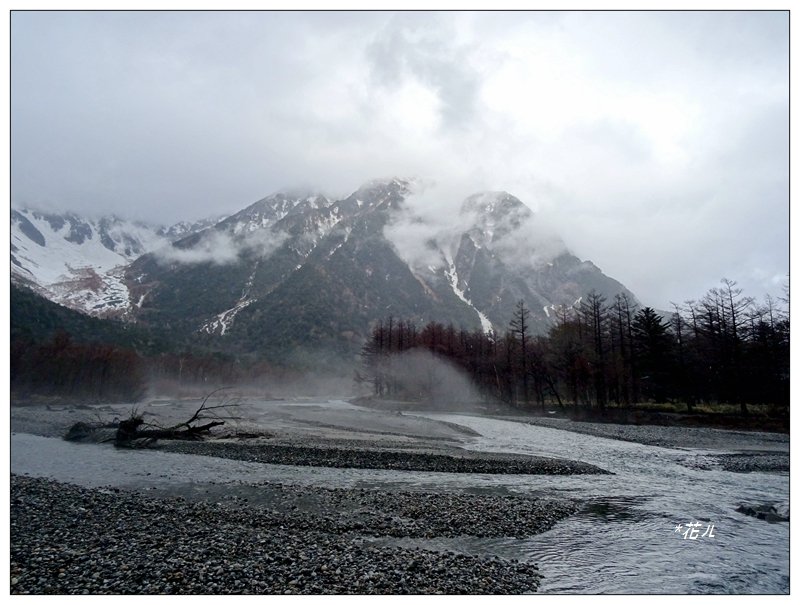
[10,178,638,359]
[392,190,637,334]
[452,191,635,332]
[125,181,420,339]
[10,208,220,317]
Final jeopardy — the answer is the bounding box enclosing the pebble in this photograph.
[159,441,610,475]
[11,474,554,595]
[680,452,789,474]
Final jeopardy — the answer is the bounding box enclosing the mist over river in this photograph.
[11,398,789,594]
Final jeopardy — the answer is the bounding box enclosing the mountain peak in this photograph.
[11,179,639,345]
[458,191,534,248]
[461,191,529,218]
[334,177,414,216]
[218,192,319,235]
[360,176,412,190]
[354,177,412,200]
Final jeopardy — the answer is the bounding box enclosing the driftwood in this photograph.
[64,388,238,447]
[116,388,237,447]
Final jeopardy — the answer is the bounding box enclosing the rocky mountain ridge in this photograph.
[11,178,637,359]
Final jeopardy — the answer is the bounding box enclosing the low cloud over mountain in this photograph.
[12,178,637,358]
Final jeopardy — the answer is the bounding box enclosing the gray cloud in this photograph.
[383,180,478,270]
[154,228,288,266]
[10,11,789,309]
[367,13,482,130]
[384,183,568,277]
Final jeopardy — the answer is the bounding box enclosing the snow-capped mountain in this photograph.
[10,178,637,359]
[10,208,220,317]
[157,215,228,240]
[121,178,636,359]
[124,180,417,341]
[411,190,632,334]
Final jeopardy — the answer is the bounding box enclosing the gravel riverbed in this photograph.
[12,399,787,594]
[495,416,789,473]
[159,440,610,475]
[506,415,789,451]
[11,474,572,595]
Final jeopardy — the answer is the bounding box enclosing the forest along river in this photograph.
[10,399,789,594]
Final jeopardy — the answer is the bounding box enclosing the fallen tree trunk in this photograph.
[65,388,237,447]
[118,419,226,445]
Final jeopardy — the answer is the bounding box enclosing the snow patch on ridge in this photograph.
[443,251,493,333]
[200,262,260,336]
[10,209,169,316]
[543,297,584,322]
[201,299,255,336]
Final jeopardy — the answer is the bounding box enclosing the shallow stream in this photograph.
[10,399,789,594]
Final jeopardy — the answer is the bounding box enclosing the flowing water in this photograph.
[10,400,789,594]
[411,413,790,594]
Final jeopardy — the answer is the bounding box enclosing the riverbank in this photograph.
[12,395,786,477]
[9,398,602,594]
[10,397,790,594]
[351,396,790,434]
[160,440,610,475]
[10,474,571,595]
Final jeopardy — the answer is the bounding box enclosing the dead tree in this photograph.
[65,388,239,447]
[116,388,238,447]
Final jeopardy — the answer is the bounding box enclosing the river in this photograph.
[10,399,789,594]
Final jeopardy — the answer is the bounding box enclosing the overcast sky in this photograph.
[10,10,789,309]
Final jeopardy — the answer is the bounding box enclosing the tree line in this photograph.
[11,331,147,401]
[10,284,303,401]
[358,278,789,415]
[11,331,295,402]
